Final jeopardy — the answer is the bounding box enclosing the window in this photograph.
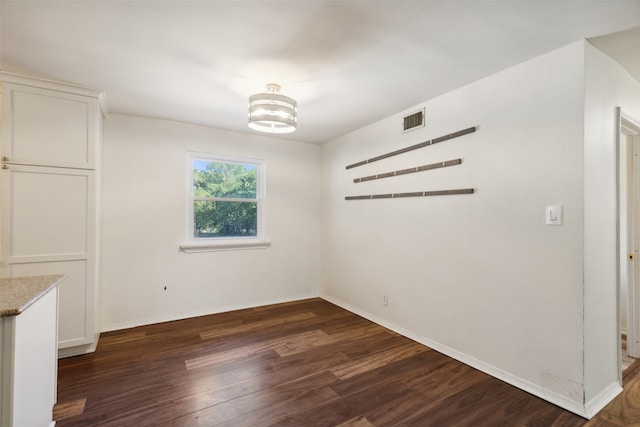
[182,153,268,252]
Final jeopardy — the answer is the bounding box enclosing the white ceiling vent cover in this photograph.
[402,108,425,133]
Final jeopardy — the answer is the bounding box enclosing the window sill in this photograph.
[179,241,271,253]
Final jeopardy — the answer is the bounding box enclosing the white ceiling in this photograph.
[1,1,639,144]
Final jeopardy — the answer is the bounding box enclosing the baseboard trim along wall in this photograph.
[100,292,319,333]
[584,381,623,418]
[321,294,604,420]
[58,333,100,358]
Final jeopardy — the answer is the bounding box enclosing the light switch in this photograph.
[546,205,563,225]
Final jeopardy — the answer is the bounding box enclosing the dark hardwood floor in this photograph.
[54,298,640,426]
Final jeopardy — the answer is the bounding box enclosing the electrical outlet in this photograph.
[383,294,388,306]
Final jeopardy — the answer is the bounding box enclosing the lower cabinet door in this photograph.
[1,164,96,351]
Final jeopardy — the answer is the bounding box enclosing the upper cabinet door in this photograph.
[1,83,98,169]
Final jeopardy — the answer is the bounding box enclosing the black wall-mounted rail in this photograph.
[345,188,474,201]
[345,126,476,170]
[354,159,462,183]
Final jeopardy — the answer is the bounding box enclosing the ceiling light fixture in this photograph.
[248,83,297,134]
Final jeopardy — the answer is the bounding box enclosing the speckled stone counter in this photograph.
[0,274,66,317]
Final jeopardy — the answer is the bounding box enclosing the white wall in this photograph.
[321,41,588,414]
[583,41,640,409]
[100,114,321,330]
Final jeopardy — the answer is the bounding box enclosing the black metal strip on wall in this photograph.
[353,159,462,183]
[345,188,474,200]
[345,127,476,170]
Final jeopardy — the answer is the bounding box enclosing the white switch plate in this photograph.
[546,205,563,225]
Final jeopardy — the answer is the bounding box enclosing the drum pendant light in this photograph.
[248,83,297,133]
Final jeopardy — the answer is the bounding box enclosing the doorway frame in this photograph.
[619,108,640,374]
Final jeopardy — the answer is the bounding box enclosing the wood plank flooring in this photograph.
[54,298,640,426]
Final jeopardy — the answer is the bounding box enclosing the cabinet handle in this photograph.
[1,157,8,162]
[2,165,9,170]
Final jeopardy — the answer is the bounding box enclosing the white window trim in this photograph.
[179,241,271,253]
[180,152,269,253]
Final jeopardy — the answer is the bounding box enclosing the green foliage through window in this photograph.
[192,158,260,239]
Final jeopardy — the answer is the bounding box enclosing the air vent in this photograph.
[402,108,425,133]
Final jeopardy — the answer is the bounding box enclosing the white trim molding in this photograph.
[179,241,271,253]
[100,292,317,332]
[584,381,623,418]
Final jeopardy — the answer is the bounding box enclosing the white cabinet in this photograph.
[2,165,96,349]
[1,85,98,169]
[0,281,60,427]
[0,73,104,357]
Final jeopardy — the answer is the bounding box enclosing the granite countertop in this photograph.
[0,274,66,317]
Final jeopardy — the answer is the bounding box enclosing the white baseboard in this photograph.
[585,381,623,418]
[58,335,99,359]
[58,333,100,359]
[100,292,319,333]
[321,294,596,419]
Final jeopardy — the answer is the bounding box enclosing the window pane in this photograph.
[194,200,257,238]
[193,160,257,199]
